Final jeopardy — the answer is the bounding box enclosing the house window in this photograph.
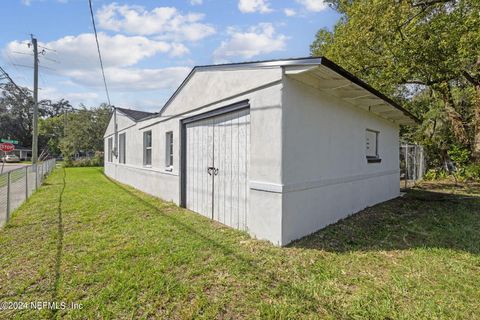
[107,137,113,162]
[165,131,173,169]
[119,133,126,164]
[366,129,381,163]
[143,130,152,166]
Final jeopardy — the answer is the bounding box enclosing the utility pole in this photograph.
[31,35,39,165]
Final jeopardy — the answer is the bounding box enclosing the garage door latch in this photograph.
[207,167,219,176]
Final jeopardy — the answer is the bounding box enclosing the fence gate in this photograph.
[400,143,426,187]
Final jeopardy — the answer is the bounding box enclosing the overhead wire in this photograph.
[5,52,28,83]
[88,0,111,106]
[0,65,31,100]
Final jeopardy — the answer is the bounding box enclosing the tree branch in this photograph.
[463,71,480,86]
[410,0,455,8]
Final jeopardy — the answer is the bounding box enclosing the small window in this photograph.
[165,131,173,169]
[143,131,152,166]
[119,133,126,164]
[366,129,380,162]
[107,137,113,162]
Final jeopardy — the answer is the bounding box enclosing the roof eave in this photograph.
[318,57,419,124]
[156,56,419,125]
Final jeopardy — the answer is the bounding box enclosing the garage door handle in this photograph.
[207,167,219,176]
[207,166,214,175]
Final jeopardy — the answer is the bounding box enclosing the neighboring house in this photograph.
[103,57,417,246]
[12,145,31,161]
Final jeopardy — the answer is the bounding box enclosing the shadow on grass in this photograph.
[101,172,336,317]
[51,167,66,318]
[416,180,480,194]
[289,189,480,255]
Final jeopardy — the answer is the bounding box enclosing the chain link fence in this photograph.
[400,143,426,188]
[0,159,56,226]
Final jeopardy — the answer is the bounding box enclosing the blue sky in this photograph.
[1,0,340,112]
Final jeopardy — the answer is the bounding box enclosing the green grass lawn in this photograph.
[0,167,479,319]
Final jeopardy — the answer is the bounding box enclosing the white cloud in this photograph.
[190,0,203,5]
[213,23,287,62]
[38,86,100,107]
[21,0,68,5]
[66,67,191,91]
[284,8,296,16]
[96,3,215,42]
[3,33,192,105]
[296,0,329,12]
[4,33,188,72]
[238,0,272,13]
[37,67,191,107]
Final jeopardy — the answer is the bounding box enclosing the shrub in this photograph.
[465,164,480,181]
[446,145,473,182]
[64,152,104,168]
[424,169,448,181]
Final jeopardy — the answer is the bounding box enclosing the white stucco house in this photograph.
[104,57,417,246]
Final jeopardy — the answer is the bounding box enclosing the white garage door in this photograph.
[186,108,250,230]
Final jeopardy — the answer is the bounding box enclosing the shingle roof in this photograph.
[116,107,157,121]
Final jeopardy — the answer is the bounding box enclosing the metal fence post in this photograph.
[25,166,28,199]
[420,146,425,178]
[6,171,10,222]
[404,145,408,189]
[413,145,418,181]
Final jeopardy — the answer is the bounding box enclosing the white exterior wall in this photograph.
[104,115,179,203]
[104,66,403,247]
[104,67,285,245]
[280,76,400,245]
[104,112,135,138]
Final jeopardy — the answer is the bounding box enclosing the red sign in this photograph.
[0,143,15,152]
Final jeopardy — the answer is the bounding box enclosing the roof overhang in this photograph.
[284,58,418,125]
[155,56,418,125]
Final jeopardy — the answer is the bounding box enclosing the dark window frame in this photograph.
[107,137,113,162]
[119,132,126,164]
[165,131,173,169]
[143,130,152,166]
[366,129,381,163]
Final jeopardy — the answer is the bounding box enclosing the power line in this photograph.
[11,50,34,56]
[4,52,28,82]
[38,45,57,52]
[88,0,111,106]
[12,63,56,71]
[0,65,31,100]
[41,56,60,64]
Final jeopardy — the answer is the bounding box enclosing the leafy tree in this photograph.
[1,81,110,160]
[39,115,65,156]
[0,82,70,151]
[57,104,111,161]
[311,0,480,165]
[0,83,34,146]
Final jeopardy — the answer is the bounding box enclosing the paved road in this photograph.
[0,163,28,174]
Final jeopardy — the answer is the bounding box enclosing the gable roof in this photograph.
[116,107,156,122]
[157,56,418,125]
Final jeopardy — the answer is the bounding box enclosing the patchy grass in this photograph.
[0,168,479,319]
